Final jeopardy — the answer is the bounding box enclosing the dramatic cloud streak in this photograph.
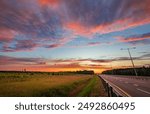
[0,0,150,52]
[116,32,150,45]
[1,54,150,72]
[0,0,150,72]
[0,55,111,72]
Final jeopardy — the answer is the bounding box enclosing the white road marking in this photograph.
[100,76,131,97]
[133,84,138,87]
[137,88,150,95]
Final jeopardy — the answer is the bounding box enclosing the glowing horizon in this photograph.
[0,0,150,73]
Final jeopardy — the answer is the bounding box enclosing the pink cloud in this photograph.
[64,18,150,40]
[91,18,150,35]
[116,33,150,43]
[65,22,92,37]
[0,29,17,42]
[39,0,60,5]
[63,0,150,38]
[0,0,150,52]
[1,55,149,73]
[39,0,61,9]
[1,39,39,52]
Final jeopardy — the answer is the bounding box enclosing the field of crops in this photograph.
[0,72,107,97]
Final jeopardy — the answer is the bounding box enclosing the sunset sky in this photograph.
[0,0,150,73]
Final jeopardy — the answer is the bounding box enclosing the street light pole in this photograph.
[121,47,138,76]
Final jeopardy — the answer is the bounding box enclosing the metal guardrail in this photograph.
[99,76,131,97]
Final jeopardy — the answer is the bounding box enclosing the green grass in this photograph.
[89,76,107,97]
[77,76,96,96]
[0,72,107,97]
[34,78,91,97]
[77,76,107,97]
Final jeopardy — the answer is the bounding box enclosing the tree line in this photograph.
[102,67,150,76]
[0,70,94,75]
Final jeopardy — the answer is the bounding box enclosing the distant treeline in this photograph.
[0,70,94,75]
[102,67,150,76]
[45,70,94,75]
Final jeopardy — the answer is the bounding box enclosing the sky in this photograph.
[0,0,150,73]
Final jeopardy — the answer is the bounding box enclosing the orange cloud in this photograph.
[65,22,92,37]
[39,0,60,5]
[91,18,150,35]
[39,0,61,9]
[65,18,150,39]
[0,62,104,73]
[0,55,112,73]
[116,33,150,43]
[1,55,150,73]
[0,29,17,42]
[116,36,149,43]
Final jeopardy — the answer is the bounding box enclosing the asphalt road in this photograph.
[100,75,150,97]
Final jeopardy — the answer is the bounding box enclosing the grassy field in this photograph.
[0,72,107,97]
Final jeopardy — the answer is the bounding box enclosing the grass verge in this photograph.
[77,76,96,97]
[35,78,92,97]
[77,76,107,97]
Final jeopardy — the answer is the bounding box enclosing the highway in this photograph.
[100,75,150,97]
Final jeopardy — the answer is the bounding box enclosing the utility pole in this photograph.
[121,47,138,76]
